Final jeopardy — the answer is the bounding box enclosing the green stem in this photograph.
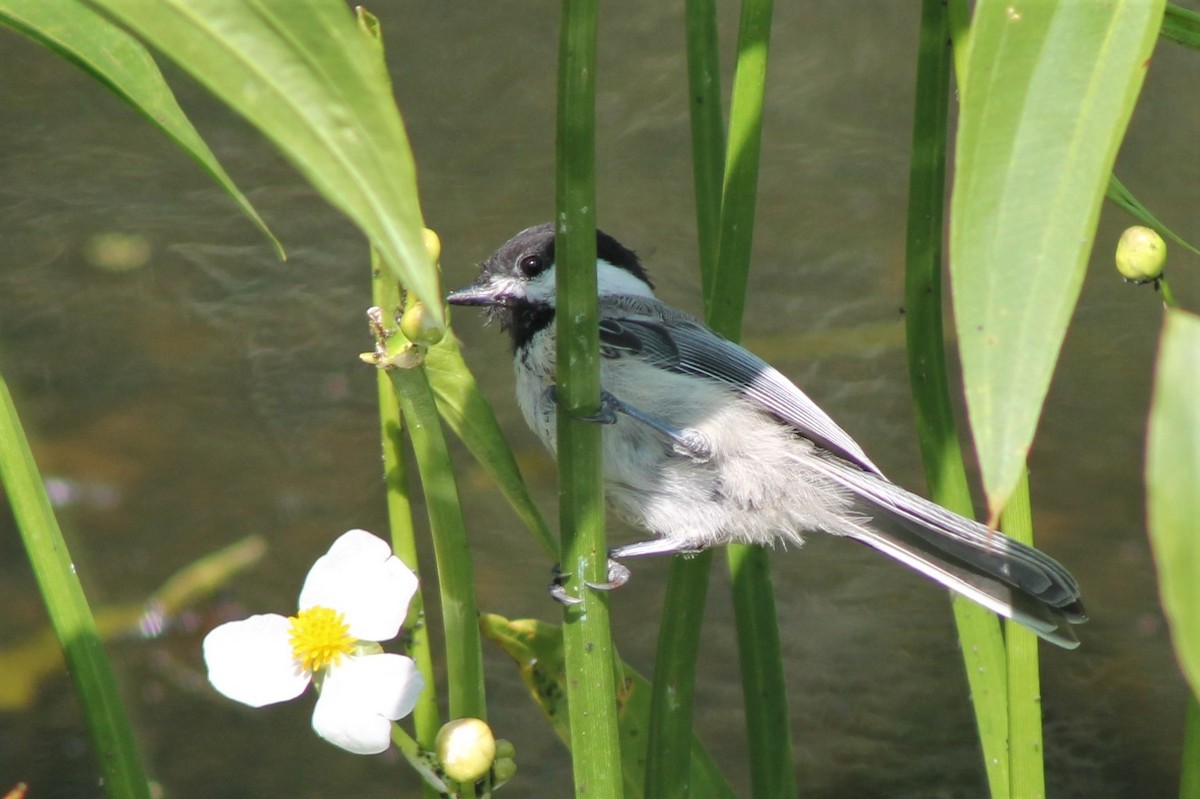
[371,252,441,798]
[1163,2,1200,51]
[687,0,726,311]
[355,16,447,793]
[904,1,1010,796]
[555,0,624,796]
[644,552,712,799]
[726,545,794,797]
[0,374,151,799]
[641,1,724,795]
[716,1,796,796]
[353,17,442,778]
[385,362,487,724]
[1001,471,1045,799]
[1182,693,1200,799]
[1161,277,1181,309]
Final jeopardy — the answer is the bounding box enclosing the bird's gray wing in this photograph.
[597,298,882,475]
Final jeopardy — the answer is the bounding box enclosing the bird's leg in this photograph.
[587,539,707,589]
[608,538,706,561]
[548,539,707,605]
[548,385,713,461]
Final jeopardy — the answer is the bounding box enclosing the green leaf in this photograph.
[1000,473,1045,799]
[1147,309,1200,702]
[424,333,558,560]
[82,0,442,322]
[907,2,1011,793]
[383,358,486,722]
[480,614,737,799]
[0,0,283,258]
[1,374,151,799]
[1162,2,1200,50]
[951,0,1165,517]
[1107,174,1200,256]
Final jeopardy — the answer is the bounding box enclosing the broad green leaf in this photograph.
[424,333,558,561]
[951,0,1164,517]
[480,614,737,799]
[1147,309,1200,701]
[0,0,283,258]
[82,0,442,323]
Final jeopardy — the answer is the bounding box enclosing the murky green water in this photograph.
[2,2,1199,797]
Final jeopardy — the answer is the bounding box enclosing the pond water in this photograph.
[2,2,1199,797]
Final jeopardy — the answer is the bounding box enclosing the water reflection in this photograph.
[1,2,1198,797]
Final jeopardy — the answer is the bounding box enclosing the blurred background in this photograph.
[2,2,1199,797]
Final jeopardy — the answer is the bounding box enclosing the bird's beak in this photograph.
[447,280,505,307]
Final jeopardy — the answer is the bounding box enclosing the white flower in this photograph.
[203,529,424,755]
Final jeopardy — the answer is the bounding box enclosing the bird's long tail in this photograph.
[813,459,1087,649]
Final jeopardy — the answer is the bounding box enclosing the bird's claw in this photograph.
[549,564,584,605]
[546,385,623,425]
[673,428,713,462]
[585,559,631,591]
[547,558,631,604]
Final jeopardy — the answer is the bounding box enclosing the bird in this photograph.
[447,223,1087,648]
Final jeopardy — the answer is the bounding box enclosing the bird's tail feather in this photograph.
[813,460,1087,649]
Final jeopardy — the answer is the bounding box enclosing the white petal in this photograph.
[298,529,417,642]
[310,654,425,755]
[203,614,310,707]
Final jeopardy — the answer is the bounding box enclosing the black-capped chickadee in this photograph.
[448,223,1086,648]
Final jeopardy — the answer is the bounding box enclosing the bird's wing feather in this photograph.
[597,295,882,475]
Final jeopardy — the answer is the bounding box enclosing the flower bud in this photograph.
[492,754,517,786]
[1116,225,1166,283]
[400,301,444,346]
[435,717,497,784]
[423,228,442,265]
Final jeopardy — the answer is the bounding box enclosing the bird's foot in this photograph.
[547,558,632,605]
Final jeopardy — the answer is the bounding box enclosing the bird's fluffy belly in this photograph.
[515,358,858,549]
[601,402,858,549]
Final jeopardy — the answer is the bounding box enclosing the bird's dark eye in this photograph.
[518,254,545,276]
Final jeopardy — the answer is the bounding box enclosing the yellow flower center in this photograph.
[288,606,356,674]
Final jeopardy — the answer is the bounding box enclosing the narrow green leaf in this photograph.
[0,0,283,258]
[710,0,772,335]
[424,334,558,560]
[906,1,1010,794]
[382,357,487,723]
[713,1,796,797]
[951,0,1165,517]
[1147,309,1200,702]
[1000,473,1045,799]
[82,0,442,322]
[1107,174,1200,256]
[641,1,723,795]
[1181,694,1200,799]
[1162,2,1200,50]
[0,373,151,799]
[685,0,724,301]
[480,614,737,799]
[1,536,264,713]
